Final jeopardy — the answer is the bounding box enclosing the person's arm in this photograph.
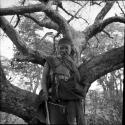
[39,62,50,101]
[41,62,50,93]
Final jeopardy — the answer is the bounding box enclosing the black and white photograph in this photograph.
[0,0,124,124]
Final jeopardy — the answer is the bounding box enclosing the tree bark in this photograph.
[0,16,46,66]
[0,62,38,122]
[79,46,124,94]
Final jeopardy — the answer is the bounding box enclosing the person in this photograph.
[40,37,85,125]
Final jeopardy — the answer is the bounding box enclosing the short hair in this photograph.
[58,37,72,45]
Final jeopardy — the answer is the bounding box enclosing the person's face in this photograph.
[58,44,71,57]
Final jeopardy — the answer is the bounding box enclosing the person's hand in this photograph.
[39,90,48,102]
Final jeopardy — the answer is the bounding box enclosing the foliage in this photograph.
[85,68,123,125]
[84,22,124,124]
[0,112,26,124]
[18,14,53,54]
[11,14,54,92]
[82,22,124,60]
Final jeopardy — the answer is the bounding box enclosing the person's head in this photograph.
[57,37,72,57]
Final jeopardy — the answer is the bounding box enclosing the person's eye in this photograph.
[60,47,64,50]
[59,46,68,50]
[63,46,68,50]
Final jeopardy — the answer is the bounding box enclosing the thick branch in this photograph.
[0,17,28,54]
[0,4,46,16]
[0,16,46,65]
[0,62,38,123]
[116,1,125,17]
[94,1,115,23]
[84,16,125,41]
[0,3,72,39]
[23,14,59,31]
[79,46,124,93]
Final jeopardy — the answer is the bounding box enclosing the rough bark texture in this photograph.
[0,17,46,65]
[0,63,38,122]
[79,46,124,94]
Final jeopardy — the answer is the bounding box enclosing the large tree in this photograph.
[0,0,124,124]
